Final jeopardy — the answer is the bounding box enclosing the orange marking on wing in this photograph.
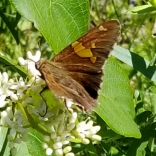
[72,41,79,47]
[91,42,96,48]
[76,49,93,57]
[90,57,97,63]
[72,41,85,53]
[99,25,107,31]
[72,41,93,58]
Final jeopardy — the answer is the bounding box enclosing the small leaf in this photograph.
[0,55,26,78]
[100,142,123,155]
[130,4,156,14]
[0,127,10,156]
[0,10,20,43]
[127,134,149,156]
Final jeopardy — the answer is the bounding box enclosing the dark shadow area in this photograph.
[131,52,156,80]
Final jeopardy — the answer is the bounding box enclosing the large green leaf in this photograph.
[10,0,90,53]
[95,57,141,138]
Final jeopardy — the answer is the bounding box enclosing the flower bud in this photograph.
[55,148,63,156]
[65,153,75,156]
[18,57,26,65]
[63,146,72,154]
[46,148,53,155]
[81,138,90,144]
[91,135,102,141]
[42,142,48,149]
[53,142,63,149]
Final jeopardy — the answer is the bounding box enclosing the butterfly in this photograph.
[36,20,120,111]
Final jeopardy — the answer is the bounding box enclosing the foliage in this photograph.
[0,0,156,156]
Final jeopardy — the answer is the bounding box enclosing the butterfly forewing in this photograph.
[53,20,120,99]
[37,20,120,111]
[53,20,120,65]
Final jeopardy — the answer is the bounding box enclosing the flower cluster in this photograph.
[0,51,101,156]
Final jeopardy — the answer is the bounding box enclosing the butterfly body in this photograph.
[36,20,120,111]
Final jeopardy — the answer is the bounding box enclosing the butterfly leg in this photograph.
[38,86,48,117]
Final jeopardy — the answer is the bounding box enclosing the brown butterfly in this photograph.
[36,20,120,111]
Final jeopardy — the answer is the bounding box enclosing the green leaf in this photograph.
[112,46,156,83]
[0,128,31,156]
[95,57,141,138]
[149,0,156,7]
[0,127,9,156]
[127,134,149,156]
[150,92,156,114]
[0,55,26,78]
[130,4,156,14]
[27,129,46,156]
[135,111,152,125]
[10,0,90,53]
[16,142,31,156]
[0,10,20,44]
[85,143,98,156]
[100,142,123,155]
[72,143,98,156]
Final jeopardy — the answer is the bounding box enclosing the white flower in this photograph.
[8,110,28,135]
[0,94,8,108]
[18,57,26,66]
[27,50,41,62]
[0,72,16,108]
[18,56,40,77]
[0,50,102,156]
[10,77,29,98]
[0,110,9,126]
[0,72,9,84]
[24,51,41,77]
[10,93,18,101]
[74,119,101,143]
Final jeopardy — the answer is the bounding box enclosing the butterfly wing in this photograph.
[53,20,120,98]
[37,59,96,111]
